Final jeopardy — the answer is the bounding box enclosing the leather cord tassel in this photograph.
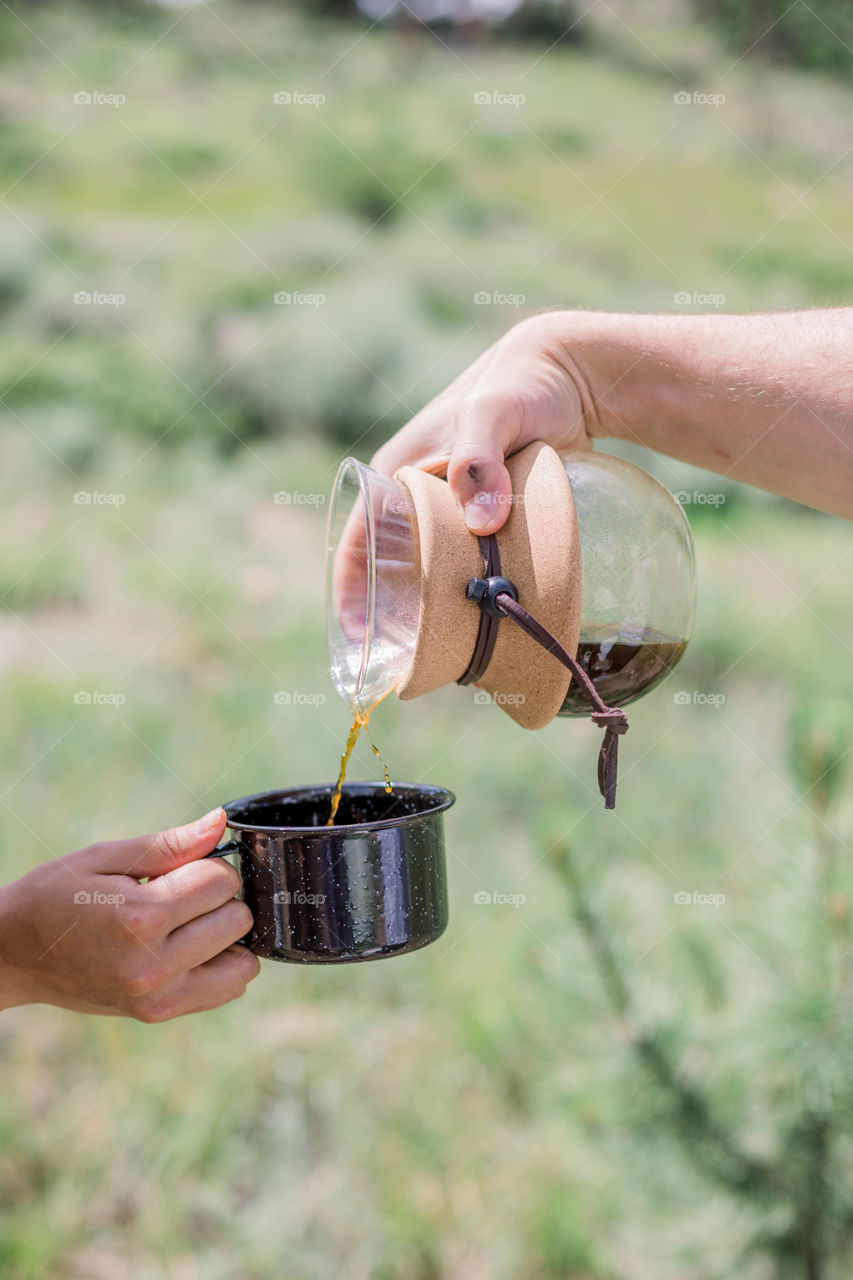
[459,534,629,810]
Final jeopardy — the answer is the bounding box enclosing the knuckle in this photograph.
[230,900,254,936]
[213,861,242,898]
[154,826,185,862]
[80,840,109,862]
[117,898,160,938]
[123,962,164,1000]
[509,313,543,341]
[131,997,173,1025]
[460,388,507,422]
[232,945,261,979]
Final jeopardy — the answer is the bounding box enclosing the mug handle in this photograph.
[205,839,242,859]
[204,839,252,949]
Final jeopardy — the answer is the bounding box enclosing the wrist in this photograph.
[537,309,683,447]
[0,882,39,1010]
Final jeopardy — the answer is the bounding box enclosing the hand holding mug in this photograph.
[0,808,259,1021]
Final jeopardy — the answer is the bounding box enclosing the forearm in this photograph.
[550,309,853,518]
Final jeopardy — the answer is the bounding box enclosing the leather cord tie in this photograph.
[457,533,629,810]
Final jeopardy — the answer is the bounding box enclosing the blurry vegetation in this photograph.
[0,2,853,1278]
[291,0,853,73]
[695,0,853,74]
[1,0,852,475]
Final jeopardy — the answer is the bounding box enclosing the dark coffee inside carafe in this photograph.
[558,626,687,716]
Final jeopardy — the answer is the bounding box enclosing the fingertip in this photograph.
[448,453,512,516]
[194,807,226,839]
[455,463,513,536]
[226,944,261,979]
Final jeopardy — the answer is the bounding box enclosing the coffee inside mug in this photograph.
[211,782,454,965]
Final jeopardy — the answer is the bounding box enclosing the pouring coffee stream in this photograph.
[327,691,393,826]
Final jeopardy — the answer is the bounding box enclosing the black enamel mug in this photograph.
[208,782,454,964]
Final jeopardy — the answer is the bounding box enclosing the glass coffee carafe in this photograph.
[326,450,696,721]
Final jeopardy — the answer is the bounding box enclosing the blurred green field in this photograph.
[1,4,853,1279]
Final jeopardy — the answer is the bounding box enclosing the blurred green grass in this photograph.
[1,3,853,1279]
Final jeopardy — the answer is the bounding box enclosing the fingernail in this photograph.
[195,807,224,836]
[463,493,497,532]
